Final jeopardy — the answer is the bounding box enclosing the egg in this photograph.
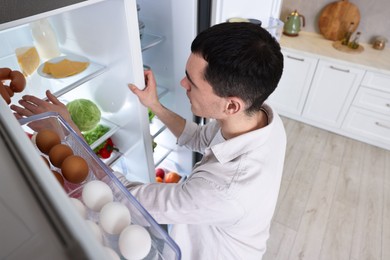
[99,202,131,235]
[61,155,89,183]
[35,129,61,154]
[49,144,74,168]
[102,246,120,260]
[119,225,152,260]
[82,180,113,211]
[52,170,64,187]
[69,197,88,219]
[85,220,103,244]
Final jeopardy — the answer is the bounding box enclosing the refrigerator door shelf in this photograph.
[0,51,107,104]
[18,112,181,260]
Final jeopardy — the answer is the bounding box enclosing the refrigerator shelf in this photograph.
[150,117,166,138]
[141,33,165,52]
[157,85,169,99]
[0,51,107,104]
[153,144,173,167]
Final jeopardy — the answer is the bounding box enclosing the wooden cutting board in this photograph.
[318,0,360,41]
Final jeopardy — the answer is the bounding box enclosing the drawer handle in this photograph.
[286,55,304,62]
[375,122,390,130]
[330,65,350,73]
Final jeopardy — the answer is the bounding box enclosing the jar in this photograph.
[30,18,60,60]
[372,37,387,50]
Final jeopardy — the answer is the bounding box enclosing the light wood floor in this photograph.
[263,117,390,260]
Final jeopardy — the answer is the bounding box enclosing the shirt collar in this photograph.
[210,104,275,164]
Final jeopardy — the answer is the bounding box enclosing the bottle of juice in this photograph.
[30,18,61,61]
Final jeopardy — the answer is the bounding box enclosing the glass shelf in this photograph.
[153,144,173,167]
[0,52,107,104]
[141,33,164,52]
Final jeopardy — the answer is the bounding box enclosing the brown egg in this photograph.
[52,170,64,187]
[41,155,50,167]
[61,155,89,184]
[49,144,74,168]
[36,129,61,154]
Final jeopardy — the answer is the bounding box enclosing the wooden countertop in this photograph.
[280,32,390,74]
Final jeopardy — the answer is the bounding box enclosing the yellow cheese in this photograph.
[43,59,89,78]
[15,46,40,76]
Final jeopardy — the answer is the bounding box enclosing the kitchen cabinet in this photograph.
[273,32,390,150]
[302,59,365,128]
[342,72,390,149]
[268,50,318,117]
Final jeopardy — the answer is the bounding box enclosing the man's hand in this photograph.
[11,90,70,121]
[128,69,162,113]
[11,90,83,138]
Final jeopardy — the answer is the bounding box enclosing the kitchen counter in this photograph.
[280,32,390,74]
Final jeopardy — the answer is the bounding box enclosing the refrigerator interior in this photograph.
[0,0,157,183]
[136,0,197,176]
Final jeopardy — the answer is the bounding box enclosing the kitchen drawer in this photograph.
[361,71,390,92]
[353,87,390,116]
[343,106,390,148]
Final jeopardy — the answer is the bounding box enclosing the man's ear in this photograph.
[224,97,244,115]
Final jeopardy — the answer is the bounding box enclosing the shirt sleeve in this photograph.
[177,120,220,154]
[114,172,244,227]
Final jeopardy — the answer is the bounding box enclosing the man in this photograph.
[12,22,285,259]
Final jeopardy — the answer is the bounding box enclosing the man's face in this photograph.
[180,53,227,119]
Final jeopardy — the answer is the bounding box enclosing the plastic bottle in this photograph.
[30,18,61,61]
[341,22,354,46]
[349,32,361,49]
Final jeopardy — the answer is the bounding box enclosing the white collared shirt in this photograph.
[116,103,286,260]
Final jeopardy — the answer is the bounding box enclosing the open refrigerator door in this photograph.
[0,0,181,258]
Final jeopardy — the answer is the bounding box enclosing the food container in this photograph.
[18,112,181,260]
[372,36,387,50]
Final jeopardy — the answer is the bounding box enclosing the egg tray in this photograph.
[18,112,181,260]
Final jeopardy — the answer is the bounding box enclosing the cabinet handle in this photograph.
[330,65,350,73]
[286,55,304,62]
[375,122,390,130]
[386,103,390,108]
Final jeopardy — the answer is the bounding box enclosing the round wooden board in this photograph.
[318,0,360,41]
[332,41,364,54]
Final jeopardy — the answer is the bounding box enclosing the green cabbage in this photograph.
[66,99,101,132]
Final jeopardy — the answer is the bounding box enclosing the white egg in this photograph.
[82,180,113,211]
[85,220,103,244]
[69,197,88,218]
[102,246,120,260]
[119,225,152,260]
[100,202,131,235]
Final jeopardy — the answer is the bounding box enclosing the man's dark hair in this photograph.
[191,22,284,115]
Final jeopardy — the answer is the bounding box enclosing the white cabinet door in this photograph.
[302,60,365,128]
[268,50,318,117]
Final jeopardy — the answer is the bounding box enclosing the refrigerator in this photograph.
[0,0,283,258]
